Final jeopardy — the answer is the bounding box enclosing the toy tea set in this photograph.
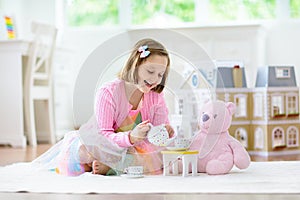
[121,166,144,178]
[122,123,191,178]
[147,123,191,150]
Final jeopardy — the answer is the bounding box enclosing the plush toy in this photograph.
[189,100,251,175]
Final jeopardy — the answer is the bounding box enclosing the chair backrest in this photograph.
[24,21,57,89]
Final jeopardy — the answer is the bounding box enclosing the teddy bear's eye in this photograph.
[213,114,217,119]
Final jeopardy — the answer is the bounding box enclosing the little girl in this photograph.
[33,38,174,176]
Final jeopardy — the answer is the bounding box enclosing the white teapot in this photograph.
[147,124,175,146]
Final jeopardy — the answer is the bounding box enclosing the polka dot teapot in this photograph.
[147,124,175,146]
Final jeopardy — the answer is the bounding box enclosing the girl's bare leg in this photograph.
[79,145,110,175]
[82,160,110,175]
[92,160,111,175]
[83,163,92,172]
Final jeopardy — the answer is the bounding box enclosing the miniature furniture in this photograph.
[161,150,198,177]
[23,22,57,146]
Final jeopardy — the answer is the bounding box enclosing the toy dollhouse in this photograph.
[250,66,300,155]
[214,65,253,150]
[171,64,300,156]
[216,65,300,156]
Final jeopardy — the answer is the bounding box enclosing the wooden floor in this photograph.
[1,144,300,200]
[1,144,300,166]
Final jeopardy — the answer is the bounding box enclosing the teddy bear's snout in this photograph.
[202,114,210,122]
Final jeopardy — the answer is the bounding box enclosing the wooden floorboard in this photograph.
[1,144,300,166]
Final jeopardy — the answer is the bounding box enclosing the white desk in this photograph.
[0,40,28,147]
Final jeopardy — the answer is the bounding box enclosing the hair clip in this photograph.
[138,45,150,58]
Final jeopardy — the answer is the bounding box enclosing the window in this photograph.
[272,127,285,148]
[290,0,300,18]
[178,98,184,115]
[275,67,290,78]
[63,0,300,28]
[66,0,120,27]
[234,95,247,117]
[271,95,285,117]
[287,126,299,147]
[253,93,263,117]
[209,0,276,22]
[286,94,299,115]
[131,0,195,26]
[170,115,183,137]
[206,68,214,81]
[235,128,248,148]
[254,127,264,149]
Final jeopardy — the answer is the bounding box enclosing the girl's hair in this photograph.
[118,38,170,93]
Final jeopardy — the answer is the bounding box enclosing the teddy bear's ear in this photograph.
[226,102,236,115]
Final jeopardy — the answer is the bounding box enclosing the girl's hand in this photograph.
[165,124,175,138]
[129,120,150,144]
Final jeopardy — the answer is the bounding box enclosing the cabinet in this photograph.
[52,48,75,139]
[0,40,28,147]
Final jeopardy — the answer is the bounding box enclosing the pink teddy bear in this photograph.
[189,100,251,175]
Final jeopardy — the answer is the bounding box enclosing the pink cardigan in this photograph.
[95,79,169,148]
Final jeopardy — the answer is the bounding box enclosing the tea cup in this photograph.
[174,138,191,149]
[124,166,143,176]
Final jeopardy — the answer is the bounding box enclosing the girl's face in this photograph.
[136,55,168,93]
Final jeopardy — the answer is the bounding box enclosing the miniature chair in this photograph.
[23,21,57,146]
[161,150,198,177]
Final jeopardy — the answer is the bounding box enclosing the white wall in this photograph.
[264,20,300,82]
[61,27,124,84]
[61,23,300,88]
[0,0,55,39]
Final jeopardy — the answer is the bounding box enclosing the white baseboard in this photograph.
[249,150,300,157]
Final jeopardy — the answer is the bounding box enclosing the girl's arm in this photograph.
[95,88,133,148]
[151,92,174,137]
[150,92,170,125]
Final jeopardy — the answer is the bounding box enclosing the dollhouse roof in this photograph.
[255,66,297,87]
[216,67,247,88]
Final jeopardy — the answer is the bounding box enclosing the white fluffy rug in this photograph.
[0,161,299,194]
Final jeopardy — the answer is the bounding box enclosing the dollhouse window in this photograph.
[287,126,299,147]
[178,98,184,115]
[272,127,285,148]
[234,95,247,117]
[271,95,285,117]
[253,94,263,117]
[286,94,299,115]
[254,127,264,149]
[170,114,183,137]
[206,69,214,81]
[275,67,290,78]
[235,128,248,148]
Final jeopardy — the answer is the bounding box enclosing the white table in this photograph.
[0,40,28,147]
[161,150,198,177]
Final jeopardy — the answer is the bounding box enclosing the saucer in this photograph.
[166,147,188,151]
[121,174,144,178]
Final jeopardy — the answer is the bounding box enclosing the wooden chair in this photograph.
[23,22,57,146]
